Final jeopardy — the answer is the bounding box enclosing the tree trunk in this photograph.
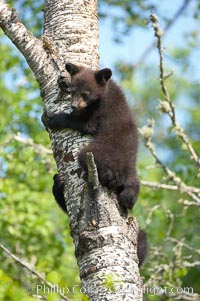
[0,0,143,300]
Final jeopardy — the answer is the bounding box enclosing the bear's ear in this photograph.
[95,68,112,84]
[65,63,80,76]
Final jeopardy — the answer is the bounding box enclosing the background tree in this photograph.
[0,0,200,301]
[0,0,143,300]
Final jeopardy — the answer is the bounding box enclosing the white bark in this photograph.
[0,0,143,300]
[77,154,143,300]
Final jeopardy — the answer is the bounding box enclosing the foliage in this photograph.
[0,1,200,300]
[0,16,79,300]
[117,9,200,300]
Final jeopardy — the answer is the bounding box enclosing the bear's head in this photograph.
[65,63,112,112]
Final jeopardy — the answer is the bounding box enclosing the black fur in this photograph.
[137,229,148,267]
[52,173,147,266]
[52,173,66,212]
[45,63,140,210]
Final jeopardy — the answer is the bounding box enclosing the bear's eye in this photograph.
[81,91,90,100]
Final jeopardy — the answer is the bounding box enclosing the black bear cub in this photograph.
[45,63,140,210]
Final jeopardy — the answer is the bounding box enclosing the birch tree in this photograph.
[0,0,143,300]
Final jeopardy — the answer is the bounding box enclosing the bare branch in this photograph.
[179,199,200,207]
[0,0,53,86]
[150,13,200,169]
[134,0,191,68]
[13,134,53,155]
[144,134,200,205]
[0,243,69,301]
[141,180,200,194]
[166,237,200,255]
[139,14,200,207]
[165,209,174,238]
[182,261,200,268]
[140,123,200,205]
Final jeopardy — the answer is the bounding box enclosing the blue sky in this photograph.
[99,0,200,80]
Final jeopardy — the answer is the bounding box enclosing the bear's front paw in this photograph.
[42,112,57,130]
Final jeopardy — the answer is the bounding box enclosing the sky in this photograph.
[99,0,200,80]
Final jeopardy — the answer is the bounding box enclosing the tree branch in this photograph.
[0,0,58,90]
[133,0,191,69]
[140,121,200,205]
[13,133,53,155]
[150,13,200,170]
[0,243,69,301]
[144,132,200,205]
[139,15,200,207]
[141,180,200,194]
[166,237,200,255]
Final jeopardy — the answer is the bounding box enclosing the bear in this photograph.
[44,62,140,210]
[44,63,147,266]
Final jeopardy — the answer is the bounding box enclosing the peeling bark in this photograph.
[0,0,143,300]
